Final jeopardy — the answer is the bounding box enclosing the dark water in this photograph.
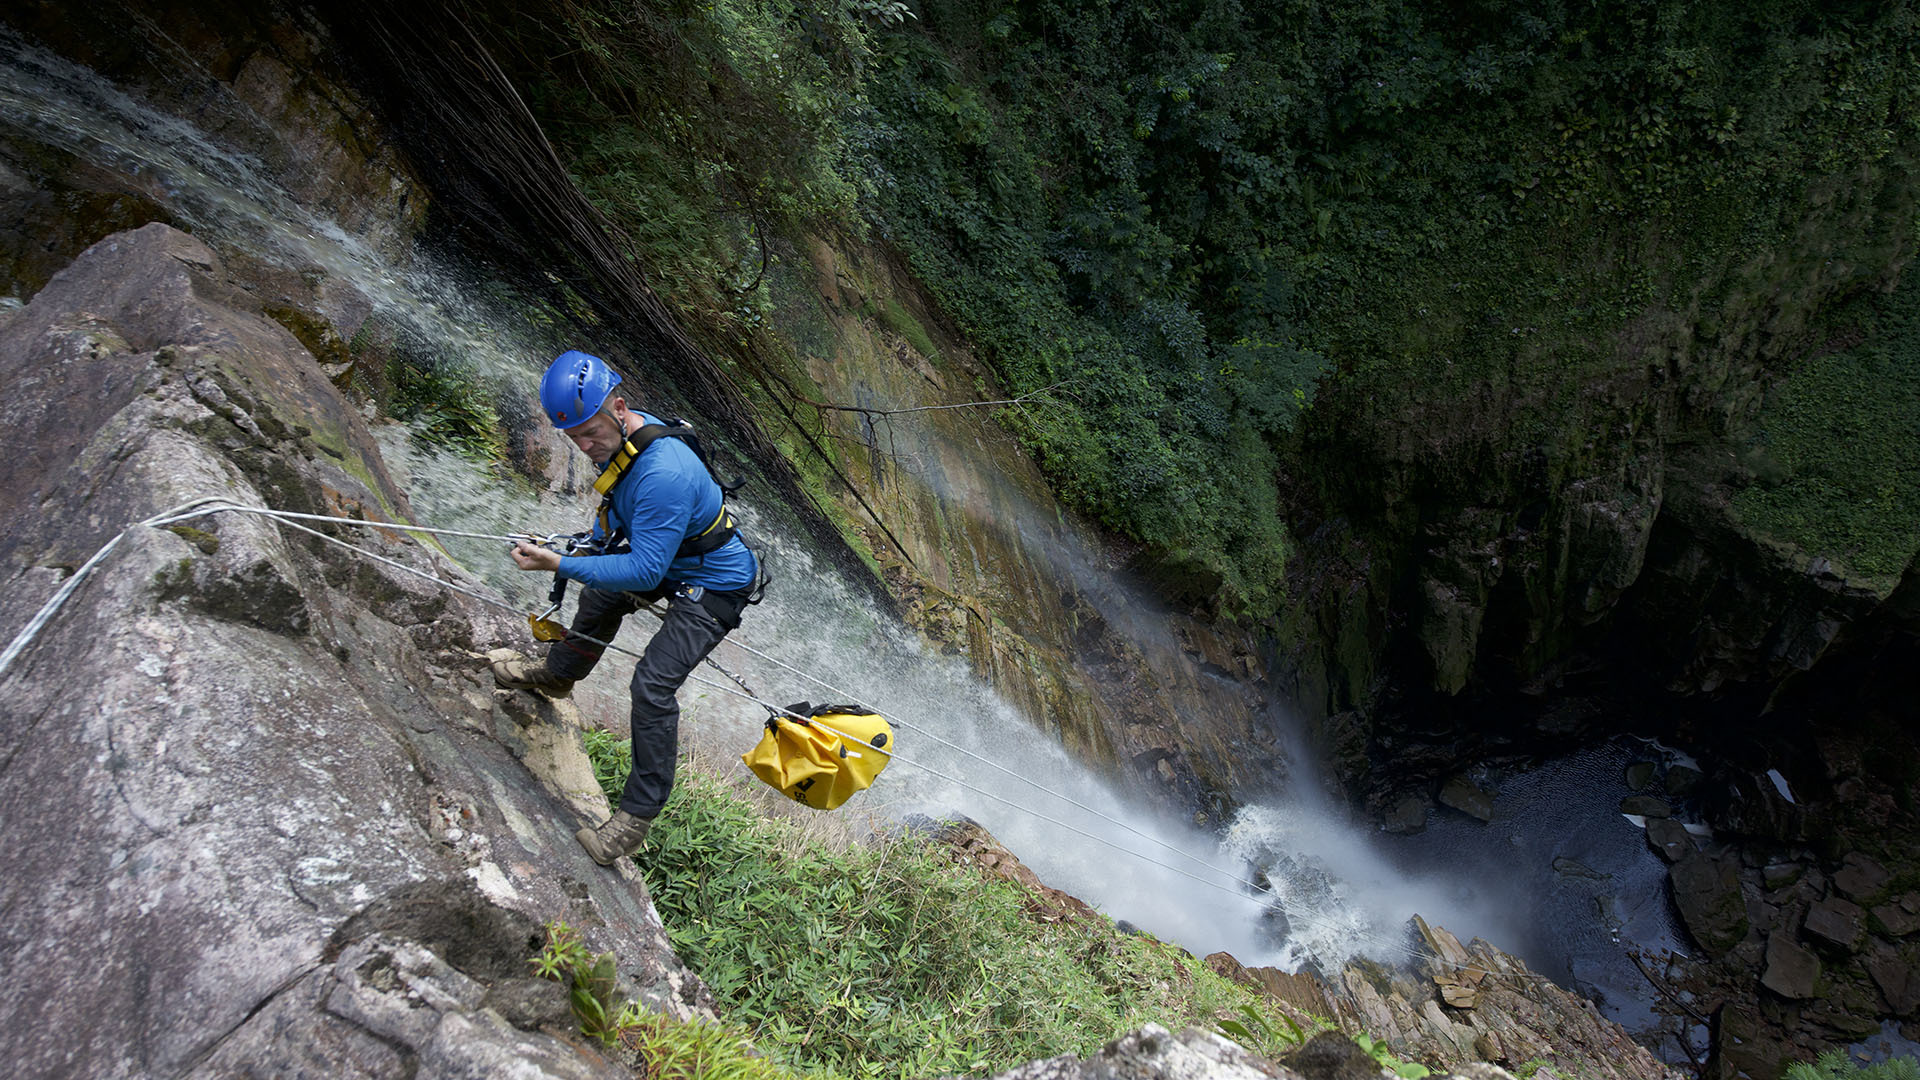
[1373,739,1710,1064]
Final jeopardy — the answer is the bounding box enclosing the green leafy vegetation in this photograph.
[1733,268,1920,586]
[518,0,878,324]
[504,0,1918,621]
[1784,1049,1920,1080]
[579,733,1317,1077]
[385,353,509,464]
[532,921,625,1044]
[857,0,1918,612]
[346,320,510,465]
[533,921,820,1078]
[1356,1031,1433,1079]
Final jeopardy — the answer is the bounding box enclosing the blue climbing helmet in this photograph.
[539,350,622,429]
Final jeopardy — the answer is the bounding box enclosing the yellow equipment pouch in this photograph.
[528,611,569,642]
[743,702,893,810]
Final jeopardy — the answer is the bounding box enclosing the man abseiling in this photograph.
[494,350,760,866]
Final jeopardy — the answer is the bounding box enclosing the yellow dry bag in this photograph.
[743,702,893,810]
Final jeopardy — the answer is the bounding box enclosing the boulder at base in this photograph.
[1669,851,1750,959]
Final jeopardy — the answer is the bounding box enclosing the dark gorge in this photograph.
[2,1,1917,1078]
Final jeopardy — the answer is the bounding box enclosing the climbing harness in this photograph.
[0,496,1544,983]
[742,703,894,810]
[588,418,743,561]
[508,413,761,647]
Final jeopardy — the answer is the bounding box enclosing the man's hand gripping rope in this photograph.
[506,531,595,639]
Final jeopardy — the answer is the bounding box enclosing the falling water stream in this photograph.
[2,25,1699,1058]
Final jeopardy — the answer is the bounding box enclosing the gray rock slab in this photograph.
[1763,862,1806,891]
[1619,794,1673,818]
[1553,856,1610,881]
[1383,794,1430,835]
[1864,940,1920,1014]
[1805,896,1867,952]
[1872,901,1920,938]
[1832,852,1892,905]
[1645,817,1696,862]
[1664,765,1703,796]
[1438,775,1496,823]
[1760,933,1821,999]
[0,225,706,1079]
[1669,852,1750,959]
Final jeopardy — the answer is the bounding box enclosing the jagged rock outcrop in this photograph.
[0,224,706,1078]
[977,1023,1536,1080]
[938,820,1681,1080]
[1315,918,1681,1080]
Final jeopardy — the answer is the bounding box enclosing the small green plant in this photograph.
[534,921,823,1078]
[611,1006,834,1080]
[581,727,631,803]
[1216,1001,1310,1059]
[1354,1032,1433,1079]
[378,334,507,466]
[531,921,622,1044]
[1784,1049,1920,1080]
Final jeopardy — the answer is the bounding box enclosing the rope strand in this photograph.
[3,497,1546,982]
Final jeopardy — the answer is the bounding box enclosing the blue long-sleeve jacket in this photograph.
[556,412,757,594]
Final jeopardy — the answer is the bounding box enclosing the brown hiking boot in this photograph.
[489,654,575,698]
[576,810,652,865]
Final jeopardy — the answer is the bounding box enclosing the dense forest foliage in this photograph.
[495,0,1918,616]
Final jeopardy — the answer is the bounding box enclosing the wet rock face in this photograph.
[1323,918,1681,1080]
[1761,933,1821,1000]
[1657,830,1920,1076]
[0,225,708,1078]
[791,239,1290,822]
[1669,851,1751,960]
[0,0,426,302]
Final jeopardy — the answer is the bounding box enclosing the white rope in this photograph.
[704,625,1253,881]
[187,503,527,545]
[4,497,1541,981]
[0,496,230,681]
[668,669,1527,978]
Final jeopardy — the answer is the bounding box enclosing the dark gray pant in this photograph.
[546,584,746,818]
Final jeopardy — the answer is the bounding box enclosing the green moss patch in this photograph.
[1734,270,1920,589]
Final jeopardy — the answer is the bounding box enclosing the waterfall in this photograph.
[0,25,1652,991]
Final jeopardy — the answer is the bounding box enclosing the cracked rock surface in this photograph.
[0,225,709,1079]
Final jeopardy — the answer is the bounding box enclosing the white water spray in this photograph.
[4,29,1544,977]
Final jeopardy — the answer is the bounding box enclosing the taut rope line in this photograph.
[0,498,1545,982]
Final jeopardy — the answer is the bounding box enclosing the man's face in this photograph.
[563,399,630,465]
